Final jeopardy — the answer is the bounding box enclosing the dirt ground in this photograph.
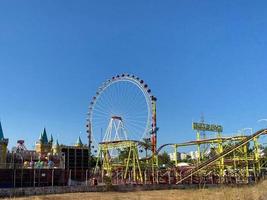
[12,180,267,200]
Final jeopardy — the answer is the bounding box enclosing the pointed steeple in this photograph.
[42,128,48,144]
[53,139,59,148]
[75,136,83,147]
[49,134,53,143]
[39,131,43,142]
[0,121,4,140]
[53,139,60,154]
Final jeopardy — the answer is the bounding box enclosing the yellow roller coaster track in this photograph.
[176,128,267,184]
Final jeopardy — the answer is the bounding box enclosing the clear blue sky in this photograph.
[0,1,267,150]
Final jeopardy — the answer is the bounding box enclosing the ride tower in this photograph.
[151,96,159,179]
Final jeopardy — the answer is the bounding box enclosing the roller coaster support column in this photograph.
[174,144,178,166]
[196,131,201,164]
[253,137,261,175]
[174,144,179,181]
[217,131,224,183]
[233,149,237,183]
[243,144,249,182]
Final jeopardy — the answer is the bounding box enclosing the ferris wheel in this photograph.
[86,74,156,155]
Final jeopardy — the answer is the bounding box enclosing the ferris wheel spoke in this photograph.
[93,108,111,117]
[123,89,143,114]
[125,122,147,128]
[103,90,116,112]
[94,97,111,111]
[96,95,113,114]
[124,116,149,125]
[127,121,145,129]
[126,121,147,130]
[124,114,149,119]
[124,116,147,123]
[123,125,143,140]
[122,83,136,110]
[93,104,111,114]
[122,83,140,107]
[125,99,148,118]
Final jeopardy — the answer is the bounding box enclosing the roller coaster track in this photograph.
[176,128,267,184]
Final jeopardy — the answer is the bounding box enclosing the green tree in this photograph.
[118,147,130,163]
[140,138,152,157]
[158,151,171,167]
[89,155,97,167]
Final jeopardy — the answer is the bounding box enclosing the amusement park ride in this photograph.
[86,73,267,185]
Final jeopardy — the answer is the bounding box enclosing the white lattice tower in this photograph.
[103,116,128,142]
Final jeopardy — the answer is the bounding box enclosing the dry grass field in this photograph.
[13,180,267,200]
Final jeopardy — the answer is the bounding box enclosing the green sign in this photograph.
[192,122,223,132]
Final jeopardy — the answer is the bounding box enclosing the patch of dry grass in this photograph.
[12,180,267,200]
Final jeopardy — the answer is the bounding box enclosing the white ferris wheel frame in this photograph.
[87,74,154,143]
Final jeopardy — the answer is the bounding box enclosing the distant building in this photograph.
[169,152,188,161]
[0,122,8,168]
[169,152,181,161]
[180,152,188,160]
[35,128,53,155]
[61,136,89,180]
[189,151,199,160]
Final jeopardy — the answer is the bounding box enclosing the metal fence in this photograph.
[0,168,92,188]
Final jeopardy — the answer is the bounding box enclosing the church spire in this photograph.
[75,136,83,147]
[0,121,4,140]
[49,134,53,143]
[42,128,48,144]
[53,139,60,154]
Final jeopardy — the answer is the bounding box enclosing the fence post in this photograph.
[68,169,72,186]
[33,169,35,187]
[52,169,54,187]
[144,170,147,184]
[21,167,23,188]
[13,169,16,188]
[86,169,88,186]
[156,170,159,184]
[116,170,118,184]
[168,171,171,184]
[101,169,104,184]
